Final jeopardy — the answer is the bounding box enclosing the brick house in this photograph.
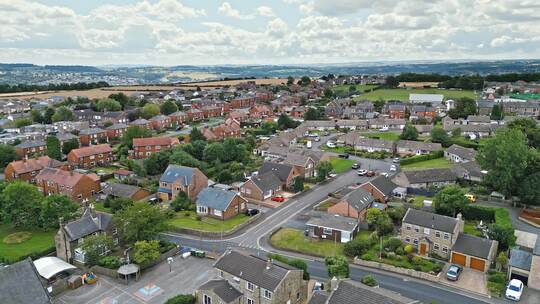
[130,136,180,159]
[169,111,187,124]
[102,183,150,201]
[186,108,204,121]
[158,165,209,201]
[249,104,272,119]
[130,118,152,130]
[409,105,436,121]
[306,215,360,243]
[229,96,256,109]
[35,168,100,202]
[202,119,242,140]
[15,140,47,159]
[327,188,375,220]
[240,172,282,201]
[79,128,108,146]
[392,168,457,189]
[106,123,129,140]
[195,187,248,220]
[67,144,113,169]
[150,115,173,130]
[206,250,307,304]
[259,162,302,190]
[201,106,222,118]
[283,154,316,178]
[360,176,398,203]
[55,208,117,264]
[387,103,406,119]
[4,156,65,184]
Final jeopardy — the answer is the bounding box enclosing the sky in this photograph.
[0,0,539,66]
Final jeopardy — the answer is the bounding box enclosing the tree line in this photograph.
[0,81,109,93]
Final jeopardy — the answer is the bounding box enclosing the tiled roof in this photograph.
[402,168,456,184]
[106,123,128,130]
[509,248,532,271]
[63,208,113,241]
[69,144,112,158]
[130,118,150,125]
[0,259,50,304]
[446,144,476,161]
[8,156,63,174]
[36,167,86,188]
[15,140,46,149]
[343,188,375,211]
[260,162,294,183]
[402,208,459,233]
[364,176,398,196]
[250,172,283,193]
[452,233,495,259]
[103,183,143,199]
[306,214,359,232]
[160,165,195,185]
[196,187,241,211]
[132,136,179,147]
[327,280,415,304]
[396,140,442,151]
[198,280,242,303]
[79,127,105,135]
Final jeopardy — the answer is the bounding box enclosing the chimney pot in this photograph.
[266,258,272,270]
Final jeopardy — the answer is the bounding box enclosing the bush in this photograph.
[395,247,404,255]
[98,256,122,269]
[361,275,378,287]
[404,244,414,254]
[344,239,373,257]
[268,254,310,280]
[158,240,177,253]
[361,252,376,261]
[494,208,512,229]
[383,238,403,252]
[432,263,443,273]
[325,256,349,279]
[164,294,196,304]
[411,256,423,265]
[462,205,495,222]
[399,150,444,165]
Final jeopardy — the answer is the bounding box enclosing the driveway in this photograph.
[53,257,215,304]
[439,264,489,297]
[520,287,540,304]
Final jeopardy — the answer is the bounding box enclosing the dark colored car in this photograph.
[245,208,260,216]
[339,154,349,159]
[366,170,376,177]
[446,264,462,281]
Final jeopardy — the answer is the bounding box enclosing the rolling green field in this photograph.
[334,84,379,95]
[0,225,55,263]
[354,88,477,102]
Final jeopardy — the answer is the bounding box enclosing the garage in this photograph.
[451,252,466,266]
[470,257,486,271]
[510,272,529,286]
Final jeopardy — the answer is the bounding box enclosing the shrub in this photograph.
[383,238,403,252]
[325,256,349,279]
[164,294,196,304]
[133,240,161,265]
[361,252,376,261]
[195,215,202,221]
[432,263,443,273]
[404,245,413,254]
[395,247,404,255]
[413,265,422,271]
[343,239,372,257]
[361,275,378,287]
[98,256,122,269]
[399,150,444,166]
[268,254,310,280]
[462,205,495,222]
[158,240,177,253]
[411,256,423,265]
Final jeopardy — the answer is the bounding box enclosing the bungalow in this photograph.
[452,161,485,183]
[306,214,360,243]
[67,144,113,169]
[395,140,442,156]
[353,138,394,153]
[79,128,108,146]
[150,115,173,130]
[130,118,152,130]
[259,162,302,190]
[335,119,369,130]
[195,187,248,220]
[368,118,406,130]
[15,140,47,159]
[444,144,476,163]
[392,168,457,189]
[327,188,375,220]
[158,165,209,201]
[466,115,491,125]
[240,172,282,201]
[300,120,335,131]
[130,136,180,159]
[35,168,100,202]
[5,156,65,183]
[360,176,398,203]
[413,124,433,137]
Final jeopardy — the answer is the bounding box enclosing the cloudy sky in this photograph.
[1,0,539,66]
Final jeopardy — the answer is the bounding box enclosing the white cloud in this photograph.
[218,2,254,20]
[257,6,275,17]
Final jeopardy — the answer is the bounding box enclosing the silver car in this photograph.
[446,264,462,281]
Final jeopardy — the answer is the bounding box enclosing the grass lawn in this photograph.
[315,198,337,211]
[329,157,355,173]
[167,211,251,233]
[94,202,112,213]
[355,88,477,102]
[0,225,55,263]
[412,195,430,208]
[361,131,401,141]
[321,146,348,153]
[334,84,379,95]
[401,157,453,170]
[463,221,483,237]
[92,166,118,174]
[270,228,344,257]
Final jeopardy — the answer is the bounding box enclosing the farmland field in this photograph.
[334,84,379,95]
[354,88,477,102]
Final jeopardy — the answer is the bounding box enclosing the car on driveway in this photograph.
[245,208,259,216]
[390,165,397,172]
[271,196,285,202]
[367,170,376,177]
[380,172,389,178]
[352,163,359,169]
[393,157,400,163]
[357,169,368,176]
[446,264,462,281]
[505,279,524,301]
[338,154,349,159]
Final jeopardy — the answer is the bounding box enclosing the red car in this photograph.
[367,170,376,177]
[271,196,285,202]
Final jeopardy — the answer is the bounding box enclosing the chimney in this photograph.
[456,213,463,221]
[330,277,339,291]
[266,258,272,270]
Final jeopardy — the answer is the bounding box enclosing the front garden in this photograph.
[270,228,344,257]
[166,211,251,233]
[329,157,355,174]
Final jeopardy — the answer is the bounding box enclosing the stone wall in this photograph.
[353,257,440,283]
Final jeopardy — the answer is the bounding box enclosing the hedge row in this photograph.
[0,245,56,264]
[462,205,513,229]
[399,150,444,166]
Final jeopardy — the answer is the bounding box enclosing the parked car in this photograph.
[357,169,368,176]
[352,163,359,169]
[148,197,161,204]
[326,141,336,148]
[379,127,389,132]
[314,137,320,142]
[338,154,349,159]
[380,172,389,178]
[465,194,477,203]
[367,170,376,177]
[505,279,524,301]
[446,264,462,281]
[390,165,397,172]
[245,208,260,216]
[271,196,285,202]
[393,157,400,163]
[328,173,337,178]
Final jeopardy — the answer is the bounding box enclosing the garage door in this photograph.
[470,258,486,271]
[451,252,466,266]
[510,272,529,286]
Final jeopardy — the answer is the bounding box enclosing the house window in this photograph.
[203,294,212,304]
[213,210,223,217]
[413,239,418,245]
[405,237,411,243]
[424,228,430,235]
[246,281,254,291]
[113,238,119,246]
[263,289,272,300]
[442,246,449,253]
[435,231,441,238]
[322,228,333,235]
[414,226,419,233]
[246,298,254,304]
[444,233,450,240]
[434,243,440,251]
[406,224,411,230]
[112,228,118,235]
[197,206,208,214]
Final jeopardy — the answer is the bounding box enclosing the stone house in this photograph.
[309,279,415,304]
[157,165,209,201]
[35,168,100,202]
[451,233,498,272]
[240,172,282,201]
[197,280,242,304]
[4,156,65,184]
[208,250,307,304]
[55,208,117,264]
[451,161,485,183]
[67,144,113,169]
[195,187,248,220]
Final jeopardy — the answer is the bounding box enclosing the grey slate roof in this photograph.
[403,168,456,184]
[308,292,329,304]
[396,140,442,152]
[534,237,540,256]
[160,165,195,185]
[15,140,46,148]
[63,208,113,241]
[198,279,242,303]
[214,250,295,291]
[103,183,142,199]
[56,132,79,142]
[467,115,491,123]
[306,215,359,232]
[251,172,283,192]
[342,188,375,211]
[328,280,415,304]
[79,127,105,135]
[509,248,532,271]
[402,208,458,233]
[0,258,50,304]
[366,176,398,196]
[446,144,476,161]
[452,233,494,259]
[196,187,240,211]
[260,162,294,183]
[452,161,484,179]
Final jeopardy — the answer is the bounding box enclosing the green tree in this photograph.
[373,99,385,113]
[97,98,122,112]
[385,76,399,88]
[189,127,206,142]
[107,197,134,213]
[0,144,16,168]
[349,85,357,92]
[433,185,469,217]
[325,256,349,278]
[164,294,196,304]
[160,100,178,115]
[81,234,114,266]
[316,161,333,181]
[31,109,43,123]
[430,126,449,146]
[477,128,532,197]
[115,203,167,244]
[62,138,80,155]
[46,135,62,160]
[299,76,311,86]
[496,251,508,271]
[141,103,160,119]
[121,126,153,149]
[365,208,394,236]
[181,140,207,160]
[170,191,194,212]
[43,107,55,124]
[39,195,79,229]
[448,97,477,119]
[490,104,503,120]
[287,76,294,86]
[277,113,298,130]
[293,177,304,193]
[324,88,334,98]
[507,117,540,149]
[52,106,74,122]
[133,240,161,265]
[108,93,130,109]
[400,123,419,140]
[169,150,200,168]
[488,224,516,252]
[451,127,462,138]
[144,152,171,176]
[15,118,32,128]
[0,182,42,228]
[304,108,321,120]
